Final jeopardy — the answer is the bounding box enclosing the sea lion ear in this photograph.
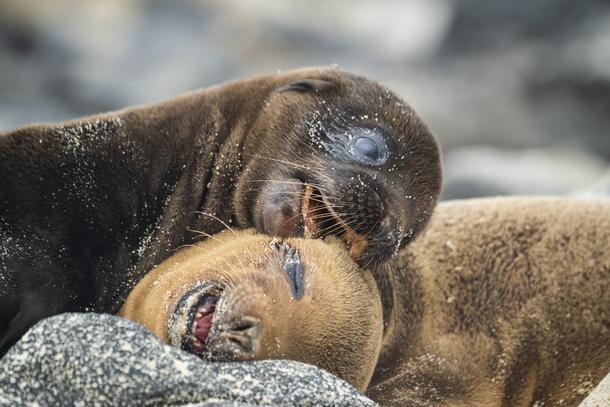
[277,79,333,94]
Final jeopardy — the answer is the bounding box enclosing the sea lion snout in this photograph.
[205,316,262,360]
[259,178,304,237]
[166,279,268,361]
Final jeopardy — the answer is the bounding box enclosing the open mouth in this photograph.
[168,282,223,356]
[301,184,368,258]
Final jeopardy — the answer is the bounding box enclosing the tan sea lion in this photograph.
[120,197,609,405]
[119,229,383,392]
[0,67,442,355]
[369,197,610,406]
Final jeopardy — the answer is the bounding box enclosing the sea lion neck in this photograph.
[370,257,425,387]
[106,83,276,307]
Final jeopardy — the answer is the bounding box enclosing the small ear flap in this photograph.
[277,79,333,94]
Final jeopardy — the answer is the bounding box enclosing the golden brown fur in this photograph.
[119,230,383,392]
[120,197,608,405]
[369,197,610,406]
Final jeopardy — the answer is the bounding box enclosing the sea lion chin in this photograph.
[119,229,383,392]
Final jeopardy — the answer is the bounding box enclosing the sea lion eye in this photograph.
[348,131,388,166]
[270,239,305,300]
[355,137,379,160]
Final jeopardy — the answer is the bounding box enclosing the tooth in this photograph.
[192,339,204,350]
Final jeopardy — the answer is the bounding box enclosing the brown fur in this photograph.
[0,67,441,354]
[119,230,383,392]
[118,197,608,404]
[369,197,610,406]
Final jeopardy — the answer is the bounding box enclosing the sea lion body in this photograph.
[370,197,610,406]
[120,197,609,404]
[0,67,441,354]
[119,230,383,392]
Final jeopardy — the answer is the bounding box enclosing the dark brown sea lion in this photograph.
[369,197,610,406]
[0,67,441,355]
[119,229,383,392]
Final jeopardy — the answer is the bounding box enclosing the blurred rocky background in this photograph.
[1,0,609,199]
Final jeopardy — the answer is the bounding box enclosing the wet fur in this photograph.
[0,67,441,354]
[368,197,610,406]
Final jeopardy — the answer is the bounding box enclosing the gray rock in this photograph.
[0,313,376,407]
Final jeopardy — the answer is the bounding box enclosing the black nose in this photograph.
[270,239,305,300]
[207,317,261,359]
[260,179,304,237]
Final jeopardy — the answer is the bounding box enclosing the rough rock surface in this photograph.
[0,313,376,407]
[579,372,610,407]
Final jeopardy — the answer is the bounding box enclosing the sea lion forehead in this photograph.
[265,67,400,102]
[268,69,421,144]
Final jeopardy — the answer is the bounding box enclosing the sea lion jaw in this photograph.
[167,282,224,355]
[168,283,269,362]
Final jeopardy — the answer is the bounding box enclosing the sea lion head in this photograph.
[234,67,442,267]
[119,229,383,391]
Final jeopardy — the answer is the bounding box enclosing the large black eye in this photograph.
[348,130,388,166]
[354,137,379,161]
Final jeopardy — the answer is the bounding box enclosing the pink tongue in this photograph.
[194,311,214,343]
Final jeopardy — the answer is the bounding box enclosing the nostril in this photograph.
[227,316,260,333]
[231,321,254,332]
[224,319,260,348]
[205,317,262,359]
[280,201,295,217]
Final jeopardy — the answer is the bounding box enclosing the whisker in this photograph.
[172,244,198,252]
[307,211,356,224]
[186,227,225,243]
[316,216,359,236]
[245,179,327,191]
[243,153,334,183]
[255,190,331,206]
[194,211,234,234]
